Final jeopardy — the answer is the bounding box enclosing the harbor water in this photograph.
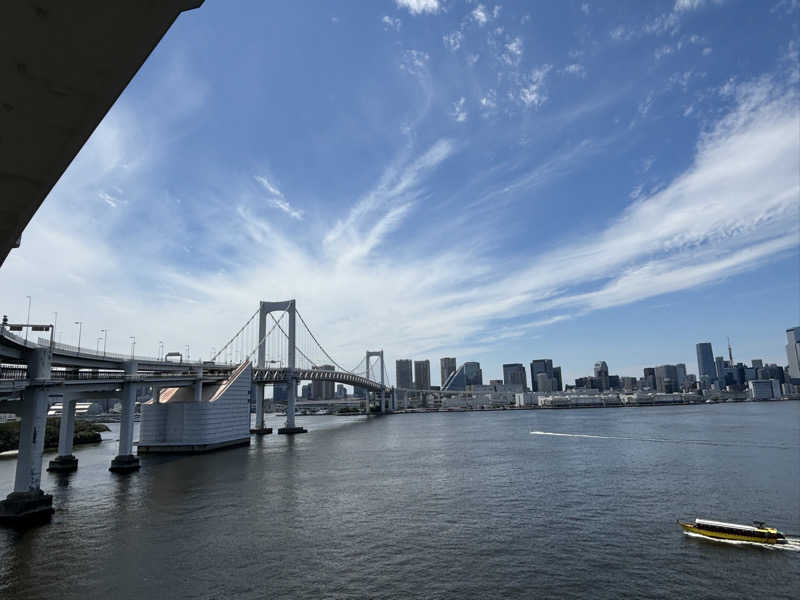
[1,401,798,599]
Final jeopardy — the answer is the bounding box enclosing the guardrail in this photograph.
[0,365,28,380]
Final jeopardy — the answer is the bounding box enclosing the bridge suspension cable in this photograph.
[295,309,353,375]
[211,308,259,362]
[267,313,317,368]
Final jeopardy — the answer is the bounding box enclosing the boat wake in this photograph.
[528,430,797,450]
[683,531,800,551]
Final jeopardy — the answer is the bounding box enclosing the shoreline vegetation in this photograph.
[0,418,110,453]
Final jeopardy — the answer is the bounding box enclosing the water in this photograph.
[1,402,798,599]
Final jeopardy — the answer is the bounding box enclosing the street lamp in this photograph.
[100,329,108,357]
[129,336,136,359]
[74,321,82,354]
[24,296,31,344]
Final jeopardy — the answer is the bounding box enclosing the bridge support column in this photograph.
[250,382,271,434]
[277,300,306,434]
[0,348,54,525]
[110,360,140,473]
[48,395,78,473]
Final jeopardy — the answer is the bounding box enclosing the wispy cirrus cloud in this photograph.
[255,175,304,220]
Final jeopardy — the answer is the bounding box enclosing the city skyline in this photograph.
[0,0,797,388]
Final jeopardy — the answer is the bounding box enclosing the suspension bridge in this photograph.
[0,299,392,525]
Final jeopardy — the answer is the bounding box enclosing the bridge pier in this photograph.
[48,395,78,473]
[250,382,271,434]
[0,348,54,525]
[109,360,140,473]
[276,300,305,434]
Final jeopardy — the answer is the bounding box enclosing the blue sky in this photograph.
[1,0,798,386]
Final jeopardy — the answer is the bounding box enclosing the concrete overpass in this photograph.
[0,0,203,266]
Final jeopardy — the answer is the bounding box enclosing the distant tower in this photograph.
[727,337,734,365]
[696,343,716,382]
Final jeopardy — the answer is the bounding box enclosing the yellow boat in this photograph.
[678,518,787,544]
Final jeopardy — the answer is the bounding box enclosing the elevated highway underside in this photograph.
[0,0,203,266]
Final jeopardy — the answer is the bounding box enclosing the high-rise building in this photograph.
[696,342,716,383]
[396,359,413,390]
[336,384,347,398]
[751,359,763,369]
[785,327,800,383]
[536,372,553,393]
[552,366,563,391]
[311,365,335,400]
[273,383,288,403]
[503,363,527,389]
[593,361,609,391]
[642,367,656,390]
[301,383,312,399]
[676,363,687,388]
[530,359,553,391]
[464,361,483,386]
[655,364,678,393]
[414,360,431,391]
[440,357,456,387]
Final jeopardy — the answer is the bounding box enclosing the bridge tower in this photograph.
[365,350,385,414]
[257,300,306,435]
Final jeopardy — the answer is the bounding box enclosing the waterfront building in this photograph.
[396,359,413,390]
[273,383,288,403]
[503,363,528,390]
[311,364,335,400]
[676,363,687,388]
[622,376,638,392]
[464,361,483,386]
[751,359,763,369]
[642,368,656,390]
[440,357,456,387]
[414,360,431,391]
[442,361,483,391]
[655,364,678,393]
[530,359,553,391]
[786,327,800,383]
[301,384,312,399]
[696,342,717,382]
[336,384,346,398]
[749,379,782,400]
[553,366,563,391]
[536,372,553,393]
[594,361,610,391]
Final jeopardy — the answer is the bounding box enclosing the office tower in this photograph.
[751,359,763,369]
[503,363,527,389]
[396,359,413,390]
[676,363,687,388]
[643,368,656,390]
[655,364,678,393]
[536,372,553,393]
[414,360,431,391]
[552,366,563,391]
[273,383,288,403]
[463,361,483,386]
[311,364,335,400]
[336,384,346,398]
[530,359,553,391]
[786,327,800,383]
[594,361,609,391]
[440,357,457,387]
[696,342,716,382]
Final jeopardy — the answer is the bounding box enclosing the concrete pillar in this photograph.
[250,381,271,434]
[0,347,54,524]
[152,385,160,404]
[278,300,306,434]
[110,360,140,473]
[48,395,78,472]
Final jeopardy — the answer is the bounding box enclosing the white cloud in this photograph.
[395,0,440,15]
[519,65,552,108]
[480,89,497,110]
[702,47,713,55]
[443,31,463,51]
[502,37,523,65]
[450,97,468,122]
[655,45,674,60]
[98,191,118,208]
[581,3,591,14]
[255,175,303,220]
[472,4,490,25]
[382,15,402,31]
[400,49,430,76]
[563,63,586,77]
